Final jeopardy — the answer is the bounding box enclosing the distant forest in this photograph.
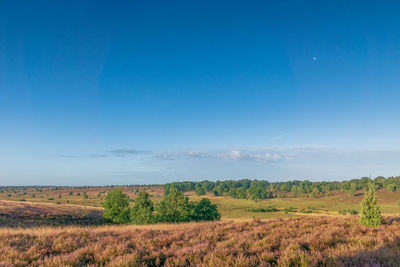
[164,176,400,201]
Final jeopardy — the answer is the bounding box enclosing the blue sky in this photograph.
[1,1,400,185]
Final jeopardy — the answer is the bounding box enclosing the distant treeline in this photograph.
[163,176,400,200]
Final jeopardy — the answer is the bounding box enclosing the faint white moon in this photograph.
[313,56,317,61]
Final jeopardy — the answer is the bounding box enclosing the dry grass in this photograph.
[1,216,400,266]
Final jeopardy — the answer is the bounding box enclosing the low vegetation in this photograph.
[0,176,399,265]
[338,209,358,215]
[1,216,400,266]
[0,200,104,227]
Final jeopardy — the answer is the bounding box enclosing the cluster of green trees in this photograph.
[163,176,400,201]
[103,188,220,224]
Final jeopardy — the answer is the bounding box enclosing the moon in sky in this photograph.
[313,56,317,61]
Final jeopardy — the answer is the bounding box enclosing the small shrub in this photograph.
[247,207,279,213]
[283,207,297,214]
[300,209,313,213]
[338,209,358,215]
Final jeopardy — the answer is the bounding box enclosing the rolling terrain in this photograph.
[1,185,400,221]
[1,184,400,266]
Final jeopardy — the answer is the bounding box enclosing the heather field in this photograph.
[1,182,400,266]
[1,216,400,266]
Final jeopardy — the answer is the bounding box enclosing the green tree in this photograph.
[213,185,223,196]
[103,189,130,224]
[360,181,382,227]
[195,184,206,196]
[236,187,247,199]
[83,192,89,199]
[349,183,357,196]
[291,186,298,198]
[248,186,268,201]
[130,191,154,224]
[387,183,396,192]
[311,187,319,198]
[156,188,193,223]
[228,187,237,198]
[192,198,221,221]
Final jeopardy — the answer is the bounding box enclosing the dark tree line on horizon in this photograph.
[163,176,400,201]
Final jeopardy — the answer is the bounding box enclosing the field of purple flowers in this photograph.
[1,216,400,266]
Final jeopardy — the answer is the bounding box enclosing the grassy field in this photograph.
[199,189,400,219]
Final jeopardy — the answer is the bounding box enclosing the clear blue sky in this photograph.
[1,1,400,185]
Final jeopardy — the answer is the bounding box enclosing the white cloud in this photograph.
[230,150,241,159]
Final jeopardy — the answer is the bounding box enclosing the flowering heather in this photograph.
[1,216,400,266]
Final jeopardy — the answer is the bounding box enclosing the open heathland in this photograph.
[1,185,400,221]
[1,216,400,266]
[0,200,104,227]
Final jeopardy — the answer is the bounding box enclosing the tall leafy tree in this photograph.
[103,189,130,224]
[349,183,357,196]
[195,184,206,196]
[130,191,154,224]
[236,187,247,199]
[360,181,382,227]
[311,187,319,198]
[156,188,194,222]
